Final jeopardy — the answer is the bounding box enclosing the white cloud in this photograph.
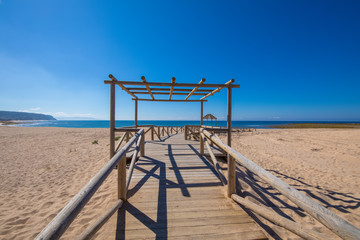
[53,112,94,118]
[30,107,41,111]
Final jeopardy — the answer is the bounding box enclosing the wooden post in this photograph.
[227,87,235,197]
[184,125,188,140]
[200,133,204,155]
[110,82,115,159]
[118,155,126,200]
[125,131,129,142]
[140,132,145,156]
[151,126,154,140]
[134,99,138,127]
[158,127,160,138]
[200,101,203,126]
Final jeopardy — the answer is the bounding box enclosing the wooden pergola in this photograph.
[104,74,240,158]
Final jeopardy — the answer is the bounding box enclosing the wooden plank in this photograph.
[185,78,205,100]
[98,133,266,240]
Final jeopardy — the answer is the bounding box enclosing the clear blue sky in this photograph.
[0,0,359,121]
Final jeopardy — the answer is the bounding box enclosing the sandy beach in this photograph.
[0,127,359,239]
[220,128,360,239]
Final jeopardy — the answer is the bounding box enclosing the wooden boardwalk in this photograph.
[102,133,267,239]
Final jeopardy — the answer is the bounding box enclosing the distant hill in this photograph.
[0,111,56,121]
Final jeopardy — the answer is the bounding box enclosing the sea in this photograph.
[10,120,360,129]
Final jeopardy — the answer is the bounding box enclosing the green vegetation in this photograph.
[92,140,98,144]
[271,123,360,129]
[0,121,19,125]
[114,136,121,141]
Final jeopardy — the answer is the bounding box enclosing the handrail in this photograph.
[78,133,143,240]
[200,132,226,185]
[35,129,144,240]
[201,128,360,240]
[231,194,330,240]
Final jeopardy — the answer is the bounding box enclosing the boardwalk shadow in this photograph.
[116,156,168,239]
[115,135,225,239]
[267,169,360,213]
[234,164,360,239]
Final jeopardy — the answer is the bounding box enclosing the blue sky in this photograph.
[0,0,359,121]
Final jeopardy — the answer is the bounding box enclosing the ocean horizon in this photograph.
[10,120,360,129]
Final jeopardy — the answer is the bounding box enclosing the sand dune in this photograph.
[0,127,359,239]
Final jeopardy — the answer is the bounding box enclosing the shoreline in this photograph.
[270,122,360,128]
[0,127,359,239]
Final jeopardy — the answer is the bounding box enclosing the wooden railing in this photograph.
[115,125,183,142]
[200,128,360,240]
[35,129,145,240]
[35,125,184,240]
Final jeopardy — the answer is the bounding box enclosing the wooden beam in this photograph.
[134,99,138,127]
[126,136,142,191]
[200,79,235,100]
[202,133,227,185]
[130,91,207,96]
[132,98,207,102]
[200,101,203,125]
[109,74,138,99]
[141,76,155,100]
[227,87,235,197]
[185,78,205,100]
[104,79,240,88]
[77,199,124,240]
[169,77,176,100]
[118,155,126,200]
[127,87,214,92]
[115,133,126,152]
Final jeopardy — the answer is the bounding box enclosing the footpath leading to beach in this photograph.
[0,126,359,239]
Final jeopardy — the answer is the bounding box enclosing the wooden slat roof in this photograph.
[203,113,217,120]
[104,74,240,102]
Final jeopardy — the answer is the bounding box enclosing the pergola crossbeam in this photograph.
[131,92,207,96]
[109,74,138,99]
[185,78,205,100]
[141,76,155,100]
[126,87,214,92]
[104,80,239,88]
[200,79,235,100]
[132,98,207,102]
[169,77,176,100]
